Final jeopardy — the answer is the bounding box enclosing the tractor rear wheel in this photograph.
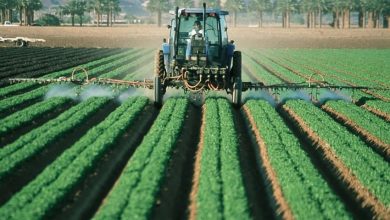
[154,50,165,107]
[232,51,242,107]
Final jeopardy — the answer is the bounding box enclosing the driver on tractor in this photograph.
[186,20,205,60]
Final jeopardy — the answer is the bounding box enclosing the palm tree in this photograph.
[277,0,299,28]
[174,0,193,8]
[249,0,271,28]
[0,0,16,23]
[146,0,170,27]
[224,0,246,27]
[17,0,42,25]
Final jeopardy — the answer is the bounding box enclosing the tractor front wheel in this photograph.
[154,76,163,107]
[154,50,165,107]
[232,77,242,107]
[231,51,242,107]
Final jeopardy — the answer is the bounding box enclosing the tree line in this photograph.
[0,0,120,26]
[1,0,389,28]
[148,0,390,28]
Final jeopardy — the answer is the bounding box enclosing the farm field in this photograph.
[0,47,389,219]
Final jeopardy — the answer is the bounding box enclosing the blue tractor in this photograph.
[154,3,242,106]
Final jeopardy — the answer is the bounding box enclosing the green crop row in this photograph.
[97,49,154,79]
[0,86,48,115]
[0,49,148,114]
[242,53,282,85]
[194,98,250,220]
[324,100,390,145]
[262,49,390,100]
[93,98,188,220]
[0,97,110,180]
[246,50,305,83]
[364,100,390,117]
[0,97,71,138]
[245,100,350,219]
[278,49,390,86]
[284,100,390,206]
[0,49,131,98]
[0,96,148,219]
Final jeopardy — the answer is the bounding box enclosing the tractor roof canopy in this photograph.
[170,8,229,16]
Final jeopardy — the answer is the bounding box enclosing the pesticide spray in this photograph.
[45,84,78,100]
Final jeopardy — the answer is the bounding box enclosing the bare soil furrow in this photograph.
[233,107,274,220]
[188,104,206,220]
[151,104,201,220]
[361,104,390,122]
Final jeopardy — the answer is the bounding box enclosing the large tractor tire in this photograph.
[15,40,27,47]
[231,51,242,107]
[154,50,165,107]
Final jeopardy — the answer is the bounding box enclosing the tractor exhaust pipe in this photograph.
[203,2,207,65]
[173,6,179,59]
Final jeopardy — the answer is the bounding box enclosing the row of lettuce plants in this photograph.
[0,97,110,180]
[245,50,305,83]
[261,49,390,100]
[0,97,72,138]
[242,53,282,85]
[93,98,187,219]
[245,100,351,219]
[0,96,148,219]
[283,100,390,209]
[278,49,390,86]
[323,100,390,147]
[0,49,148,113]
[0,49,135,98]
[193,97,250,220]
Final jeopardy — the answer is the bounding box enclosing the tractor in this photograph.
[154,3,242,106]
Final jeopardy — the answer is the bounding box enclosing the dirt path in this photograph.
[233,107,274,219]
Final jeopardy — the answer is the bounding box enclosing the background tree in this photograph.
[225,0,246,27]
[203,0,220,8]
[174,0,193,8]
[277,0,299,28]
[146,0,170,27]
[249,0,271,28]
[17,0,42,25]
[0,0,16,23]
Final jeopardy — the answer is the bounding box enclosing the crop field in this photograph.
[0,47,389,219]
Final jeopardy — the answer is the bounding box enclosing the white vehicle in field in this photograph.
[3,21,18,26]
[0,36,46,47]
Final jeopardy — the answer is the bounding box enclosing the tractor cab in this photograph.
[164,7,234,76]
